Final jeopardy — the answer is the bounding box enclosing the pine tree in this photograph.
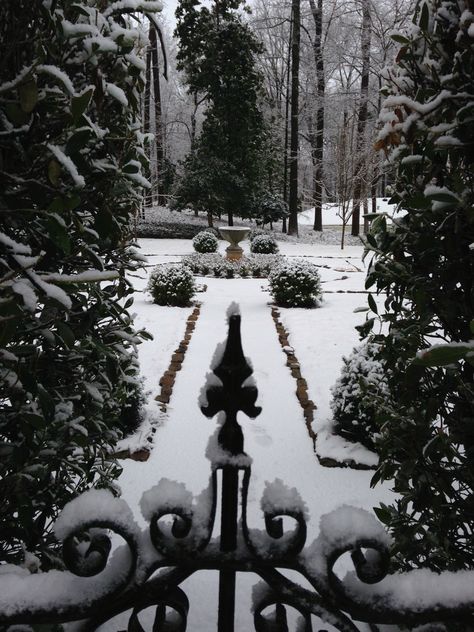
[173,0,270,224]
[0,0,158,565]
[364,0,474,571]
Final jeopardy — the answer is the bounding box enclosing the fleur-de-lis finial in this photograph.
[201,309,261,455]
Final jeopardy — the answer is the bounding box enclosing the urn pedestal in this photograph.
[218,227,250,261]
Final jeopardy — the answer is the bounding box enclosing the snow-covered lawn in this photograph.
[109,236,394,631]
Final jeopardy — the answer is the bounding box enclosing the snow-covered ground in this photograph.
[138,197,402,248]
[298,197,400,227]
[105,237,395,630]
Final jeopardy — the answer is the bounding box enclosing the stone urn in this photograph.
[218,226,250,261]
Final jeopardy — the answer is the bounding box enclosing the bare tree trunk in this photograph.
[309,0,324,232]
[351,0,371,237]
[143,45,152,210]
[288,0,300,237]
[363,191,369,234]
[149,26,166,207]
[282,15,293,235]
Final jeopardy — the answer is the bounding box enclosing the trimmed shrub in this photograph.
[246,254,281,277]
[331,342,389,451]
[182,253,282,278]
[137,220,207,239]
[193,230,219,253]
[147,265,195,306]
[269,260,321,307]
[182,253,223,275]
[249,228,269,242]
[250,234,279,254]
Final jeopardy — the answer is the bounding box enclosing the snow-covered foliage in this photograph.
[182,253,283,278]
[366,0,474,571]
[250,234,279,255]
[147,265,196,306]
[268,261,322,308]
[253,193,289,227]
[0,0,159,564]
[192,230,219,253]
[248,228,270,243]
[330,342,388,451]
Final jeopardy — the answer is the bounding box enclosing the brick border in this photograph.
[155,303,202,409]
[271,306,317,449]
[114,303,202,462]
[271,305,374,471]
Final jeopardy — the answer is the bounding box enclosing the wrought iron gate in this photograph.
[1,311,473,631]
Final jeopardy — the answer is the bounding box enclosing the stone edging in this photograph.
[270,306,317,449]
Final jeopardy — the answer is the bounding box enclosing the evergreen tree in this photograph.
[364,0,474,571]
[0,0,158,565]
[173,0,270,224]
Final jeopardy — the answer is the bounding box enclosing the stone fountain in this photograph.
[218,226,250,261]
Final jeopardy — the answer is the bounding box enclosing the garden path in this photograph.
[107,238,394,631]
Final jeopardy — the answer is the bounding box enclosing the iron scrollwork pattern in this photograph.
[1,308,474,631]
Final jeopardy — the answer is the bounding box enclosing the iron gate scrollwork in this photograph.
[1,309,474,631]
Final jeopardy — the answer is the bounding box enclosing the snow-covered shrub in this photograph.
[250,234,279,254]
[182,253,282,278]
[249,228,270,242]
[269,261,321,307]
[193,230,219,253]
[0,0,160,565]
[246,254,282,277]
[331,343,388,450]
[147,265,195,306]
[182,253,224,275]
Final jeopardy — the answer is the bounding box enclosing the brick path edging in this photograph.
[270,305,374,471]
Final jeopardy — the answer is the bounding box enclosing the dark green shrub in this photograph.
[254,192,289,227]
[147,265,195,306]
[0,0,159,565]
[269,261,321,307]
[250,234,279,254]
[193,230,219,253]
[137,220,207,239]
[331,342,388,451]
[364,0,474,571]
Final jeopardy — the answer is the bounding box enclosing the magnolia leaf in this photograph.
[19,79,38,113]
[413,345,472,367]
[425,191,459,204]
[48,159,62,186]
[391,34,410,44]
[56,321,75,348]
[122,163,140,174]
[368,293,378,315]
[71,88,94,123]
[419,1,430,31]
[66,128,93,155]
[5,103,29,126]
[47,215,71,254]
